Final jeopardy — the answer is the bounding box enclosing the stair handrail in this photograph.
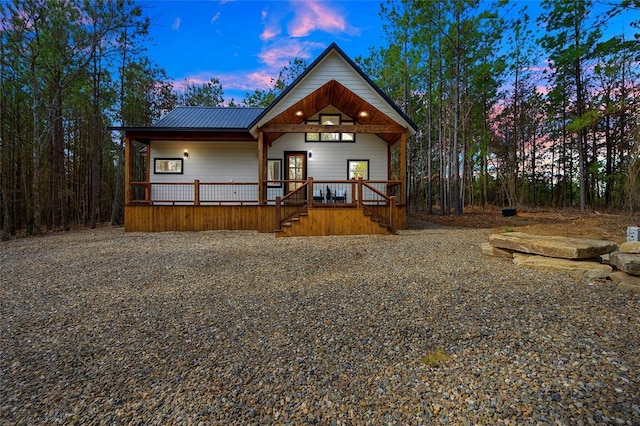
[361,180,395,231]
[275,181,308,231]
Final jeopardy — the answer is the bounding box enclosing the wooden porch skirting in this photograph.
[124,204,406,235]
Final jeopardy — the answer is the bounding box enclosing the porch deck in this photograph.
[125,178,405,236]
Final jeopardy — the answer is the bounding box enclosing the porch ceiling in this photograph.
[260,80,404,146]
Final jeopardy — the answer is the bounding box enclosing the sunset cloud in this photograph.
[288,0,358,37]
[173,70,275,96]
[257,40,324,68]
[259,7,281,41]
[260,24,281,41]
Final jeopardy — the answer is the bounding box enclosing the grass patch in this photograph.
[503,226,514,232]
[420,349,451,367]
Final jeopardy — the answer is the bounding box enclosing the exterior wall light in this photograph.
[308,151,313,159]
[183,150,189,158]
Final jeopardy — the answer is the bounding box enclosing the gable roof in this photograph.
[155,106,265,130]
[249,42,417,134]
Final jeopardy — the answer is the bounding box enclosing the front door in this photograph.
[284,151,307,202]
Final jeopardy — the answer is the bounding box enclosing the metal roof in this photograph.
[154,106,265,129]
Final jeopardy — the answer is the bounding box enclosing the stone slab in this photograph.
[489,232,617,260]
[617,282,640,293]
[609,271,640,286]
[620,242,640,254]
[512,253,613,278]
[609,251,640,276]
[480,242,513,257]
[611,271,640,292]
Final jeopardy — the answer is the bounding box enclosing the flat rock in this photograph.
[619,242,640,254]
[513,253,613,278]
[489,232,617,259]
[480,242,513,257]
[609,270,640,284]
[609,251,640,276]
[617,282,640,292]
[611,271,640,292]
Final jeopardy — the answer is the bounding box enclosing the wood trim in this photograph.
[145,142,151,182]
[259,123,405,134]
[124,134,132,204]
[258,131,266,204]
[400,131,407,203]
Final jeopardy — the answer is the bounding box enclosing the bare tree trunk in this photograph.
[30,65,42,235]
[90,46,101,229]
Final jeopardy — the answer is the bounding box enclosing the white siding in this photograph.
[151,141,257,182]
[269,133,387,181]
[255,50,410,131]
[150,141,258,202]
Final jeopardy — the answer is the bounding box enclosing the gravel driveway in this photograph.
[1,226,638,424]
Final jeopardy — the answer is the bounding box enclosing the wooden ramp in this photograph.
[275,207,393,237]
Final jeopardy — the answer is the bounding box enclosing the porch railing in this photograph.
[128,178,401,231]
[274,178,400,232]
[129,179,402,205]
[129,181,260,205]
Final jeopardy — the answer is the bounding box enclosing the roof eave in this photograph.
[108,126,252,133]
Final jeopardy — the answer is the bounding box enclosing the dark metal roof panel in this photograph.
[154,106,265,129]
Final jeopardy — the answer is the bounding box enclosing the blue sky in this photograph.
[140,0,385,102]
[139,0,635,104]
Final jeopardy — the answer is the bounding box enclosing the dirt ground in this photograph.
[410,206,640,243]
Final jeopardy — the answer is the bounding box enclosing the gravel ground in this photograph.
[1,226,638,425]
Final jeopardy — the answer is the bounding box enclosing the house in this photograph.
[117,43,417,236]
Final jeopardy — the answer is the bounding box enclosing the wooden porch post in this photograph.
[124,134,132,204]
[258,131,266,204]
[400,131,407,204]
[389,196,396,231]
[308,177,314,208]
[275,196,282,231]
[145,142,151,202]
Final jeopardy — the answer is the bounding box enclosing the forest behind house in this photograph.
[0,0,639,240]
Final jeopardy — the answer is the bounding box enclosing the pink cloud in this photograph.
[260,25,280,41]
[259,8,281,41]
[288,0,358,37]
[257,40,324,68]
[174,70,275,94]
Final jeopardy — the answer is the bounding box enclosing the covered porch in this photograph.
[124,176,406,236]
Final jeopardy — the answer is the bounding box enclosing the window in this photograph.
[341,120,355,141]
[305,121,320,142]
[154,158,183,174]
[305,115,356,142]
[267,159,282,187]
[320,114,340,141]
[348,160,369,180]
